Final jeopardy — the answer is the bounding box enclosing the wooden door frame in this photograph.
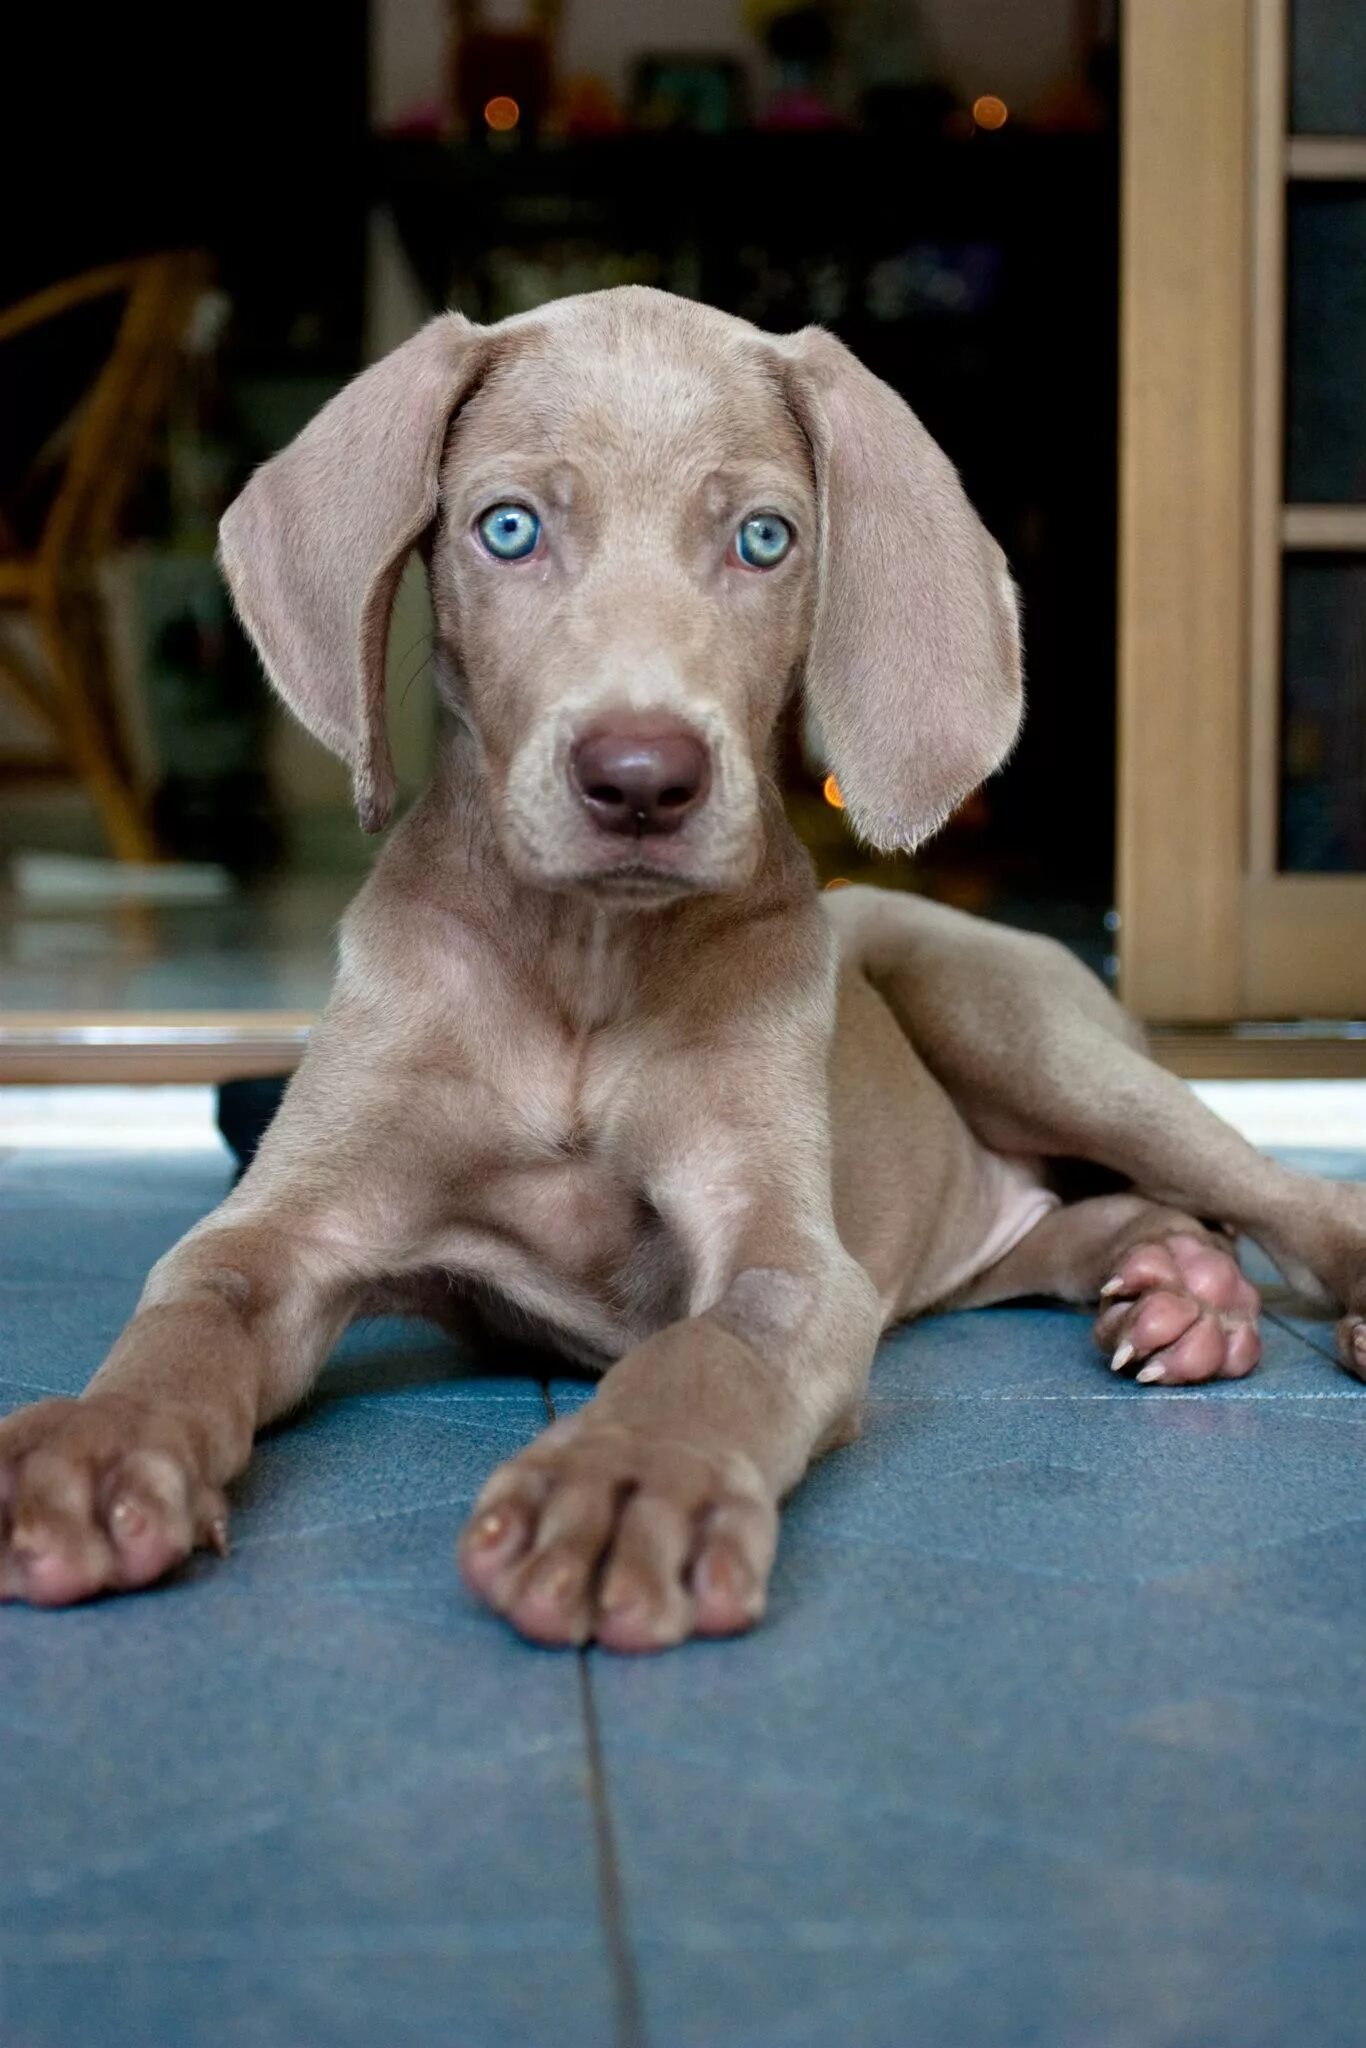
[1118,0,1252,1023]
[0,1015,313,1083]
[1119,0,1366,1034]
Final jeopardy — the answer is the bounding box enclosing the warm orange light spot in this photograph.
[484,95,520,132]
[822,774,845,809]
[824,877,853,891]
[972,94,1008,130]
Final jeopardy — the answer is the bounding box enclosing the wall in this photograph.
[371,0,1081,128]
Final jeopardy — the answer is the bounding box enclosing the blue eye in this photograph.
[477,503,541,561]
[736,513,793,569]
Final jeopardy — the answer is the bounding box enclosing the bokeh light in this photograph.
[972,95,1008,131]
[484,96,520,132]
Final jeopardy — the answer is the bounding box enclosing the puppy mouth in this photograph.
[537,828,758,903]
[565,862,707,902]
[499,796,754,902]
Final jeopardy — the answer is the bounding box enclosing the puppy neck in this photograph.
[392,723,814,1000]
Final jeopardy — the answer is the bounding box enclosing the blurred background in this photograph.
[0,0,1121,1016]
[0,0,1361,1064]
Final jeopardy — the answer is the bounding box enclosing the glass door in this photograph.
[1245,0,1366,1011]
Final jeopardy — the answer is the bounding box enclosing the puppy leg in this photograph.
[0,1048,454,1607]
[834,888,1366,1370]
[951,1192,1262,1386]
[460,1231,880,1655]
[0,1210,359,1607]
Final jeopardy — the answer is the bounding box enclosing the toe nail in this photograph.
[473,1510,507,1549]
[699,1552,748,1605]
[109,1497,148,1539]
[1110,1341,1134,1373]
[1136,1363,1165,1384]
[1100,1277,1127,1299]
[207,1515,230,1559]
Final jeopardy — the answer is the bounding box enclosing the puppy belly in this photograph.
[929,1149,1060,1305]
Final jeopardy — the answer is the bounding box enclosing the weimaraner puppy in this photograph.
[2,288,1363,1648]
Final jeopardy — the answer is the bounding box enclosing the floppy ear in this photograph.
[777,328,1023,852]
[218,313,490,832]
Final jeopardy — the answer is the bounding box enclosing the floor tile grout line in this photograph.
[541,1377,650,2048]
[577,1655,650,2048]
[1264,1305,1344,1371]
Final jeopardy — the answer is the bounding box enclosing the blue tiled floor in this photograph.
[2,1148,1365,2048]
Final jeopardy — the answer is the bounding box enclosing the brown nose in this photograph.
[569,723,711,837]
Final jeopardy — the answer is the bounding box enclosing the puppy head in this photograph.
[220,288,1021,904]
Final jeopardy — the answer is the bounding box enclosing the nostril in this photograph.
[570,722,711,837]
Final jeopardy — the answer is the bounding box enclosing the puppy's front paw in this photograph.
[0,1396,228,1607]
[457,1415,778,1653]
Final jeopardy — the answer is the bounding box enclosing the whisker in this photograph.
[399,651,437,707]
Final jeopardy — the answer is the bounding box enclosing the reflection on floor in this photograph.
[0,870,358,1011]
[1,798,367,1011]
[3,1146,1364,2048]
[6,1080,1366,1153]
[0,868,1110,1015]
[1,791,1111,1014]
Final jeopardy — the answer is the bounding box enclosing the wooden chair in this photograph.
[0,255,208,861]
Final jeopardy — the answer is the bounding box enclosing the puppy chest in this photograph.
[443,1032,689,1324]
[486,1158,647,1285]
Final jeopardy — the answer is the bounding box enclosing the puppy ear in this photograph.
[777,327,1023,852]
[219,314,489,832]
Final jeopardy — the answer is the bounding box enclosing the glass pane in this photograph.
[1280,555,1366,872]
[1291,0,1366,134]
[1285,187,1366,503]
